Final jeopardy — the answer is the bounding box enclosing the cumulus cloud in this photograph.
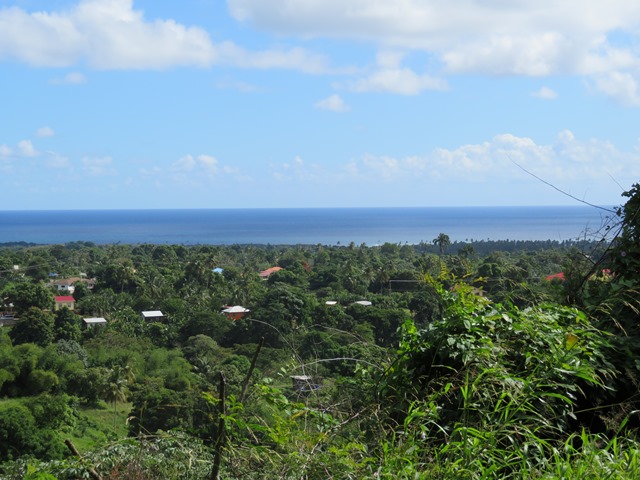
[315,94,350,112]
[0,0,214,69]
[196,154,219,176]
[341,48,448,95]
[592,71,640,106]
[36,126,55,137]
[172,154,220,176]
[138,153,238,188]
[18,140,38,157]
[0,0,335,73]
[6,0,640,105]
[0,138,70,170]
[172,155,197,172]
[0,141,40,159]
[344,130,638,185]
[228,0,640,93]
[267,131,638,200]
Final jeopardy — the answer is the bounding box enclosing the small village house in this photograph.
[49,276,96,294]
[544,272,566,281]
[259,266,283,280]
[55,296,75,310]
[83,317,107,328]
[141,310,164,321]
[221,305,250,320]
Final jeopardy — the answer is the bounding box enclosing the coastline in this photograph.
[0,206,616,245]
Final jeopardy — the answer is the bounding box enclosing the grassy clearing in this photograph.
[67,401,132,453]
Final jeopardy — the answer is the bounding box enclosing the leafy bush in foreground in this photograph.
[378,280,617,477]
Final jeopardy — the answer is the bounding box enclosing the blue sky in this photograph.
[1,0,639,209]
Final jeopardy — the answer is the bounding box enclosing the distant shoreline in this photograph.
[0,204,616,213]
[0,206,616,246]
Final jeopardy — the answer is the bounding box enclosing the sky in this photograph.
[1,0,639,210]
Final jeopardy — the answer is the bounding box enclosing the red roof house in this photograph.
[544,272,565,281]
[55,296,75,310]
[259,266,283,279]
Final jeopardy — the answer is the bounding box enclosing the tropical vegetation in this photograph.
[0,185,639,479]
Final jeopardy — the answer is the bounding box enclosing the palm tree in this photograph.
[103,365,135,433]
[433,233,451,255]
[374,265,391,294]
[458,244,475,259]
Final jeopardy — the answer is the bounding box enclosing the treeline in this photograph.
[443,237,608,255]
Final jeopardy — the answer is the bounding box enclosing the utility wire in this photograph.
[0,262,61,275]
[507,154,616,214]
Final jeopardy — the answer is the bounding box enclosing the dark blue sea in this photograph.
[0,207,617,245]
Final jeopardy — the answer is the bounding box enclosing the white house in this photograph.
[83,317,107,328]
[141,310,164,321]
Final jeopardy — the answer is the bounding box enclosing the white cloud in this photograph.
[172,154,197,172]
[347,67,448,95]
[82,156,115,176]
[0,141,41,159]
[2,0,639,106]
[45,152,70,168]
[0,5,85,67]
[196,154,219,176]
[0,144,12,157]
[228,0,640,78]
[592,71,640,106]
[271,155,322,182]
[345,131,638,186]
[0,0,214,69]
[341,47,448,95]
[315,94,350,112]
[268,131,639,196]
[361,154,401,180]
[171,154,230,179]
[440,32,574,76]
[214,41,335,74]
[0,1,338,73]
[531,86,558,99]
[36,126,55,137]
[376,50,406,69]
[139,154,238,187]
[18,140,38,157]
[0,139,69,168]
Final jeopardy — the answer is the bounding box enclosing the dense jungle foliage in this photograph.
[1,186,639,479]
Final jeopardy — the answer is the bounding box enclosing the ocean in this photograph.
[0,206,617,246]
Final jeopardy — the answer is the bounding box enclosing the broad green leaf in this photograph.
[566,333,579,350]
